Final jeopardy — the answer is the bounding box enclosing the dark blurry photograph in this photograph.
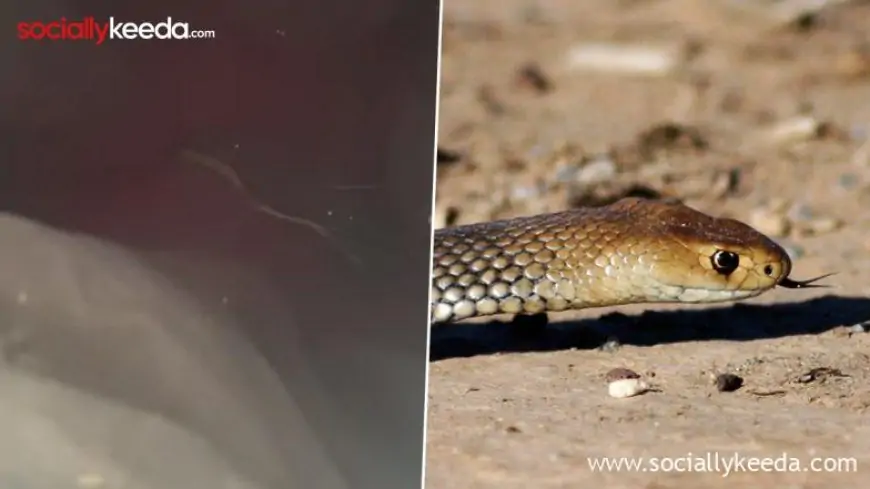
[1,1,440,488]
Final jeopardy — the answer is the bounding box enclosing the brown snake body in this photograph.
[431,197,824,323]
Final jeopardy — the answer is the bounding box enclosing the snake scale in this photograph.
[431,197,826,324]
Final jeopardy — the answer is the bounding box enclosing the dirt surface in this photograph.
[427,1,870,487]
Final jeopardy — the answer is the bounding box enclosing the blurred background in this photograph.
[1,0,438,488]
[429,0,870,487]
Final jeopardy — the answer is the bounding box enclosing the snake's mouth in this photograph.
[777,273,835,289]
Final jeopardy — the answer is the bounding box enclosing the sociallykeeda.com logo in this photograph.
[17,17,216,45]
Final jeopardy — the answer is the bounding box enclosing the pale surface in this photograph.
[0,215,344,488]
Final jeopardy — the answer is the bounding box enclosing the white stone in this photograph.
[608,378,650,399]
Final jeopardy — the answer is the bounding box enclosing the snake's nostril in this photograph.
[764,265,774,276]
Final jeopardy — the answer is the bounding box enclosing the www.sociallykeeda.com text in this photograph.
[588,452,858,477]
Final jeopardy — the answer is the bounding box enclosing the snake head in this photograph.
[618,198,826,303]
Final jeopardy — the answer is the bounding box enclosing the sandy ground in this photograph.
[427,1,870,487]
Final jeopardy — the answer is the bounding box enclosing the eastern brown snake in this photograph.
[431,197,827,323]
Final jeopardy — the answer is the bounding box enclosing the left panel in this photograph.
[1,1,440,488]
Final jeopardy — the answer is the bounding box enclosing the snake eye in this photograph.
[711,250,739,275]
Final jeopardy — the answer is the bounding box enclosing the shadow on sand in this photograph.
[429,295,870,361]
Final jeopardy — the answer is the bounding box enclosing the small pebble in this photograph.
[554,164,578,182]
[574,157,617,186]
[848,322,870,334]
[566,43,681,76]
[749,207,791,237]
[605,367,641,383]
[715,373,744,392]
[797,217,842,236]
[765,116,825,145]
[796,367,848,384]
[710,169,740,198]
[598,337,622,353]
[608,378,650,399]
[637,122,708,153]
[515,63,553,94]
[510,181,547,201]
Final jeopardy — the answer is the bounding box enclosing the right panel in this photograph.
[427,1,870,487]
